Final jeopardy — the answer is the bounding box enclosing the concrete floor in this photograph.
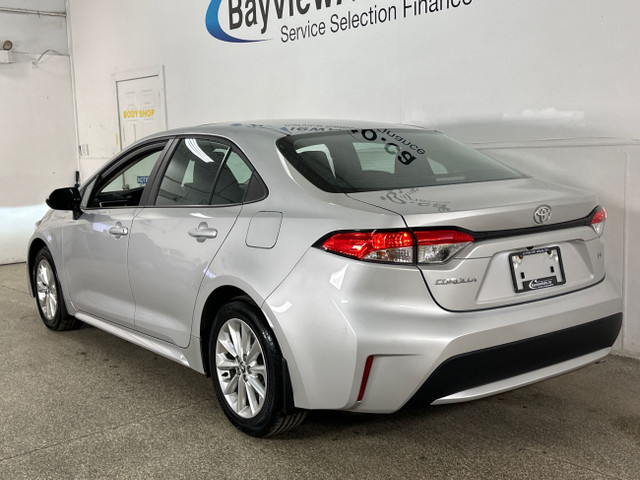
[1,263,638,480]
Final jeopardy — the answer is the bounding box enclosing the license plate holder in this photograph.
[509,247,566,293]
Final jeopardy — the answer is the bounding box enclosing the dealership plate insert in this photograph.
[509,247,566,293]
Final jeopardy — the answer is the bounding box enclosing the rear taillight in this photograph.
[414,230,474,264]
[321,231,414,263]
[319,229,474,264]
[590,206,607,237]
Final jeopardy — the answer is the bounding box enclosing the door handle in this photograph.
[188,222,218,242]
[108,222,129,238]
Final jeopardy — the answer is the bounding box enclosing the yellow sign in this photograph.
[123,108,155,119]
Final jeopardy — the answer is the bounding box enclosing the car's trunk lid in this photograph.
[346,178,596,232]
[346,178,605,311]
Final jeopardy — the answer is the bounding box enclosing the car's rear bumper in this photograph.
[264,249,623,413]
[410,313,621,406]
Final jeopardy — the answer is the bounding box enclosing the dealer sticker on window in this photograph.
[509,247,566,293]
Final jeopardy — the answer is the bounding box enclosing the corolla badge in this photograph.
[435,277,478,286]
[533,205,552,225]
[205,0,262,43]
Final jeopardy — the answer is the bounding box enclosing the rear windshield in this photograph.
[276,128,523,193]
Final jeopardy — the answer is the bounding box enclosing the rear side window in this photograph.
[210,152,250,205]
[277,129,523,193]
[155,139,266,206]
[156,139,229,206]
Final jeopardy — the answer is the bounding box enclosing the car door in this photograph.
[62,141,168,327]
[127,137,262,347]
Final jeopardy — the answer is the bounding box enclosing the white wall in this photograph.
[0,0,77,264]
[66,0,639,355]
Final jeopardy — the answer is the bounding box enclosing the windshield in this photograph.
[276,128,523,193]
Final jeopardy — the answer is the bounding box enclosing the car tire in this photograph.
[209,300,306,437]
[33,248,81,331]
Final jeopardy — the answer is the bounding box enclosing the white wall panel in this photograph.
[624,150,640,354]
[0,4,76,264]
[66,0,640,354]
[0,7,67,55]
[400,1,639,142]
[0,1,65,12]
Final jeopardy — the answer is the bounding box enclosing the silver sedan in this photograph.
[27,121,622,436]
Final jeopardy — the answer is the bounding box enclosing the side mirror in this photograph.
[46,187,82,219]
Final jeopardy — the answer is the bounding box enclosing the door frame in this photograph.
[113,65,168,151]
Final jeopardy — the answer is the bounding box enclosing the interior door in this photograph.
[116,71,166,150]
[127,139,258,347]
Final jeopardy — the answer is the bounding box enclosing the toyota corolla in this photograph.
[27,120,622,436]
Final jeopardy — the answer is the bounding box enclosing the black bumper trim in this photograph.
[408,313,622,406]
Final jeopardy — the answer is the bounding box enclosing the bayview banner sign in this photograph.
[206,0,474,43]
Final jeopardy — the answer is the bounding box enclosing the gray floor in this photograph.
[1,263,638,480]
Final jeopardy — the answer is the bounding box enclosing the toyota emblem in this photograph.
[534,205,552,224]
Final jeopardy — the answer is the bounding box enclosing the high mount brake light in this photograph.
[319,230,474,264]
[590,206,607,237]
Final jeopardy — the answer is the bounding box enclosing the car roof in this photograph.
[143,119,432,143]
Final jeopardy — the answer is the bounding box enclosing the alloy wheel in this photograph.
[36,259,58,321]
[215,318,268,419]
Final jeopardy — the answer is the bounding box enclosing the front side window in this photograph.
[79,178,96,209]
[89,148,164,208]
[277,129,523,193]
